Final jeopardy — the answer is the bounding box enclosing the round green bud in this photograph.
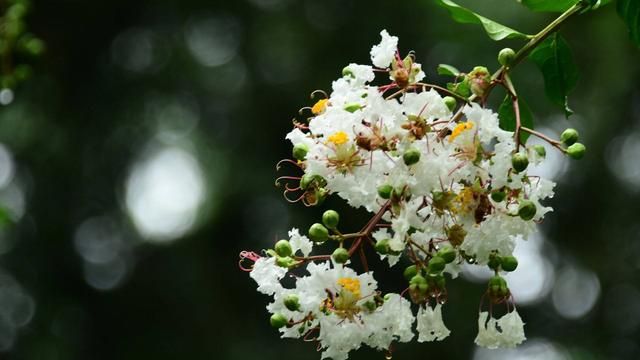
[560,128,579,146]
[488,275,508,297]
[491,190,506,203]
[511,153,529,173]
[308,223,329,243]
[374,238,390,255]
[428,256,446,274]
[270,313,288,328]
[533,145,546,158]
[498,48,516,66]
[283,294,300,311]
[377,184,393,199]
[274,239,293,257]
[275,256,295,268]
[518,199,537,221]
[403,147,421,166]
[488,254,502,271]
[410,274,427,286]
[443,96,457,111]
[292,143,308,161]
[363,301,377,312]
[322,210,340,229]
[403,265,418,281]
[567,142,586,160]
[501,255,518,272]
[410,274,429,294]
[332,247,349,264]
[437,246,456,264]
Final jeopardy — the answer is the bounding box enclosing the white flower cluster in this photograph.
[244,30,555,359]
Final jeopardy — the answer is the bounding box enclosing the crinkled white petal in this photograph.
[370,30,398,68]
[250,257,286,296]
[417,304,451,342]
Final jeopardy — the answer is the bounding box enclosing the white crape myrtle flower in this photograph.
[475,310,526,349]
[370,30,398,68]
[243,29,572,359]
[417,304,451,342]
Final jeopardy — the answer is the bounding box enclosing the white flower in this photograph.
[249,257,286,296]
[417,304,451,342]
[475,310,526,349]
[288,228,313,257]
[370,30,398,68]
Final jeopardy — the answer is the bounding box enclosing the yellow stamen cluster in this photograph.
[328,131,349,146]
[449,121,475,143]
[337,277,361,298]
[312,99,329,115]
[453,187,476,214]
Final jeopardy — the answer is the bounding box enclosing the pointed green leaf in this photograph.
[446,79,471,97]
[617,0,640,46]
[520,0,578,12]
[498,95,534,143]
[435,0,529,41]
[437,64,461,77]
[528,33,578,117]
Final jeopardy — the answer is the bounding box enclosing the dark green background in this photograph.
[0,0,638,359]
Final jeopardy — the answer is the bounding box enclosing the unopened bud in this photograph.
[270,313,288,328]
[283,294,301,311]
[322,210,340,229]
[308,223,329,243]
[403,265,418,281]
[274,239,293,257]
[377,184,393,199]
[443,96,457,111]
[498,48,516,66]
[403,147,421,166]
[375,238,390,255]
[511,153,529,173]
[501,255,518,272]
[560,128,579,146]
[332,247,349,264]
[428,256,446,274]
[292,143,308,161]
[518,199,537,221]
[567,142,586,160]
[437,246,456,263]
[491,190,506,202]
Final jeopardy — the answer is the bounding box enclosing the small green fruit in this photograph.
[491,190,506,202]
[308,223,329,243]
[437,246,456,263]
[518,200,537,221]
[428,256,446,274]
[501,256,518,272]
[498,48,516,66]
[292,143,308,161]
[283,294,300,311]
[567,142,586,160]
[403,265,418,281]
[322,210,340,229]
[270,313,288,328]
[374,238,390,255]
[377,184,393,199]
[332,247,349,264]
[403,147,421,166]
[560,128,579,146]
[511,153,529,173]
[443,96,457,111]
[274,239,293,257]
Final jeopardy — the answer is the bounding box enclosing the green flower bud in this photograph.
[511,153,529,173]
[567,142,586,160]
[560,128,579,146]
[410,274,429,294]
[403,147,421,166]
[274,239,293,257]
[429,274,446,289]
[292,143,308,161]
[363,300,377,312]
[374,238,390,255]
[332,247,349,264]
[498,48,516,66]
[443,96,457,111]
[491,190,506,202]
[342,66,354,78]
[300,174,327,190]
[488,253,502,271]
[468,66,491,97]
[377,184,393,199]
[428,256,446,274]
[518,199,537,221]
[276,256,295,268]
[437,246,456,263]
[533,145,546,158]
[322,210,340,229]
[283,294,300,311]
[488,275,508,297]
[501,255,518,272]
[270,313,288,328]
[343,103,362,113]
[308,223,329,243]
[403,265,418,281]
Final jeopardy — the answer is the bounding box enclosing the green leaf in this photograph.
[498,95,534,143]
[617,0,640,46]
[435,0,529,41]
[437,64,461,77]
[528,33,578,117]
[520,0,578,12]
[446,79,471,97]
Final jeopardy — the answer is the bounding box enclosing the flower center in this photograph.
[328,131,349,146]
[337,277,361,298]
[449,121,475,143]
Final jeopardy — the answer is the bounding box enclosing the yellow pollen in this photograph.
[312,99,329,115]
[449,121,475,143]
[337,277,361,297]
[453,187,476,214]
[328,131,349,146]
